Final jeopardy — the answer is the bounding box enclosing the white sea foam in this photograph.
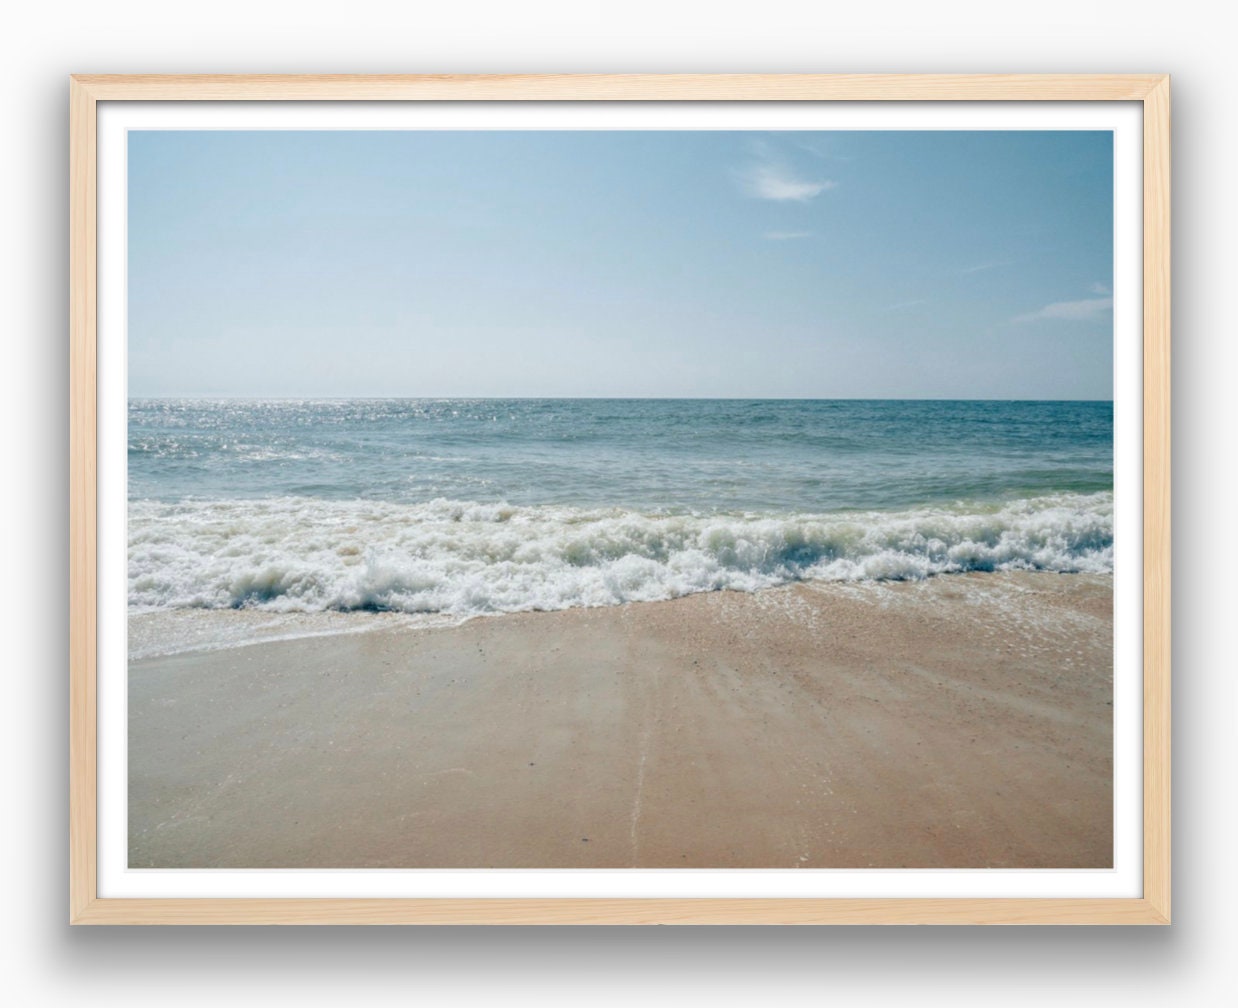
[128,493,1113,616]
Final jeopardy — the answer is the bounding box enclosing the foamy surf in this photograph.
[128,492,1113,617]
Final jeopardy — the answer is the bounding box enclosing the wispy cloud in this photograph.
[1089,281,1111,295]
[734,138,837,203]
[737,163,837,201]
[881,298,928,313]
[961,261,1012,274]
[1013,297,1113,323]
[763,230,814,241]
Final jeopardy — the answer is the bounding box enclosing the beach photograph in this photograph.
[126,128,1114,870]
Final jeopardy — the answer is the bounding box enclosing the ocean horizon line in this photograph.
[128,394,1116,403]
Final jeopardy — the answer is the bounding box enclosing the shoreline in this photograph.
[128,568,1112,660]
[129,571,1113,869]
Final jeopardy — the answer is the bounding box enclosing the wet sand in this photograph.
[128,572,1113,869]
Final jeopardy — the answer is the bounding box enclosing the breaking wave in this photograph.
[128,492,1113,616]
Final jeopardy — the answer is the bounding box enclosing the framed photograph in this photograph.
[69,74,1170,925]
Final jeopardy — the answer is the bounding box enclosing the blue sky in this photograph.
[128,129,1113,398]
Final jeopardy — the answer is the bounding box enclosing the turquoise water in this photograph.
[128,399,1113,614]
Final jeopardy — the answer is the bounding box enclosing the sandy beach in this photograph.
[128,571,1112,869]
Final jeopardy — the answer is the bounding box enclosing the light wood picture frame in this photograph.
[69,73,1171,925]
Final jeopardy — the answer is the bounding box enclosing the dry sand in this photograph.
[128,572,1113,869]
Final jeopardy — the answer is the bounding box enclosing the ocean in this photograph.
[128,398,1113,618]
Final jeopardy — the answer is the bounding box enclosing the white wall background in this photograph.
[2,2,1233,1004]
